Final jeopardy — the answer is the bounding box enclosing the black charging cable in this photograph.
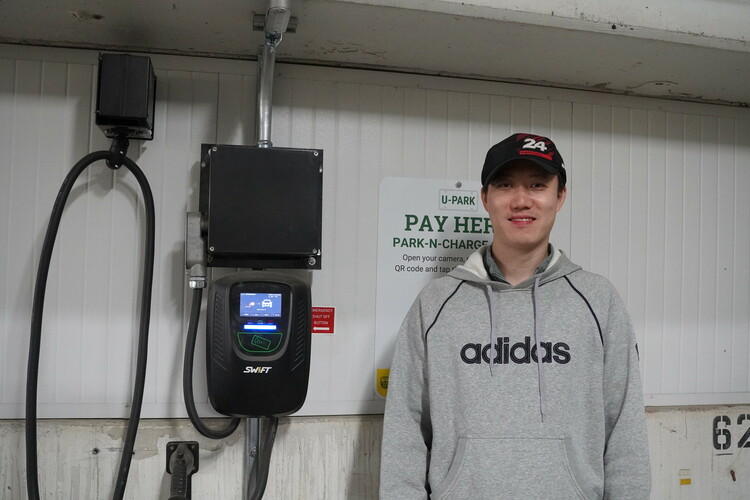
[182,287,241,438]
[25,145,155,500]
[247,416,279,500]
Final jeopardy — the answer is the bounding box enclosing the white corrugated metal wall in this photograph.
[1,44,750,498]
[2,45,750,418]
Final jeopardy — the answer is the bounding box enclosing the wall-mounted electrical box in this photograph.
[95,53,156,140]
[199,145,323,269]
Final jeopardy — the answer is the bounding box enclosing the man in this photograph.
[380,133,650,499]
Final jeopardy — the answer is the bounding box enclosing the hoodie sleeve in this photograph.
[379,294,432,499]
[601,289,651,499]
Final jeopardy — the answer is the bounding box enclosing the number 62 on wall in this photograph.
[713,414,750,451]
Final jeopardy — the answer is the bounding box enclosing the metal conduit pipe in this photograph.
[249,7,293,499]
[256,38,278,148]
[256,0,292,148]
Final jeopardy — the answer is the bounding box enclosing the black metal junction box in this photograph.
[199,145,323,270]
[96,53,156,140]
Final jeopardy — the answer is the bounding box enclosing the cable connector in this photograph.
[166,441,199,500]
[106,134,129,170]
[188,264,206,289]
[188,276,206,289]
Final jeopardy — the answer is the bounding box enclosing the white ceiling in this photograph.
[1,0,749,106]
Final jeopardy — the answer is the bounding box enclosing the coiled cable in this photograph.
[25,149,155,500]
[182,287,241,439]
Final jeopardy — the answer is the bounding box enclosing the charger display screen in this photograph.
[239,293,282,317]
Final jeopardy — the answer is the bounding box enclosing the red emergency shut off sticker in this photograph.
[312,307,335,334]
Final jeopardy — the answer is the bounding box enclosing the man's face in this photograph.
[481,160,566,255]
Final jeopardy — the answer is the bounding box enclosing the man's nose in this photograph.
[510,187,531,209]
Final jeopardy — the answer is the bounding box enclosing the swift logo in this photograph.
[460,336,571,365]
[243,366,272,374]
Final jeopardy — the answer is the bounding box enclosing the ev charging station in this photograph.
[195,143,322,420]
[26,1,320,499]
[206,271,313,417]
[181,2,322,497]
[182,146,322,498]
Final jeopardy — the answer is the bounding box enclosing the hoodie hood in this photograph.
[449,245,581,288]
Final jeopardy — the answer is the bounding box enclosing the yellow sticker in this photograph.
[680,478,692,486]
[376,369,390,398]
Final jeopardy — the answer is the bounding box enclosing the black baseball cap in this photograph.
[481,133,566,189]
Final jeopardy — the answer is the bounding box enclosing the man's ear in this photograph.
[556,186,567,212]
[481,187,489,211]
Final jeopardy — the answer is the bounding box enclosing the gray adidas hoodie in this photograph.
[380,246,650,499]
